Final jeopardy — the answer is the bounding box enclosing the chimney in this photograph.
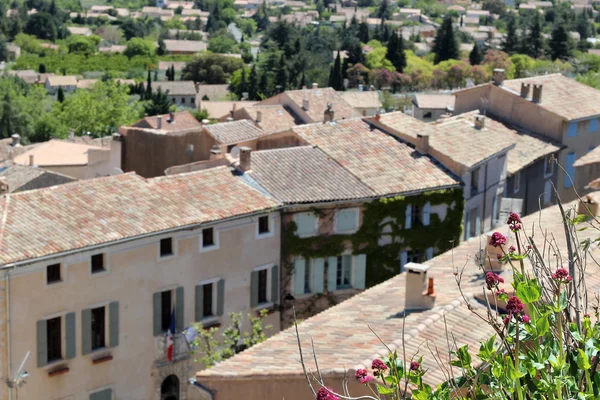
[201,119,210,125]
[226,117,234,122]
[29,154,34,166]
[0,177,8,195]
[10,134,20,147]
[474,115,486,130]
[169,112,175,123]
[239,146,251,172]
[374,108,381,122]
[195,82,200,94]
[157,115,163,129]
[256,111,262,123]
[492,68,505,86]
[532,84,543,103]
[209,144,223,160]
[416,133,429,154]
[404,263,436,311]
[323,102,334,123]
[302,97,309,111]
[312,82,318,89]
[520,82,531,98]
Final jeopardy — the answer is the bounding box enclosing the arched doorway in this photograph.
[161,375,179,400]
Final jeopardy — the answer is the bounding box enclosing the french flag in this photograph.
[166,309,175,362]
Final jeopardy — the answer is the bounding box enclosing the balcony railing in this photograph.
[154,333,190,365]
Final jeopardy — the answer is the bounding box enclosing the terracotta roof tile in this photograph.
[131,111,202,132]
[203,119,267,145]
[413,94,455,110]
[13,140,107,167]
[235,105,298,134]
[200,101,258,119]
[282,87,362,122]
[574,146,600,167]
[163,39,207,53]
[153,80,197,96]
[340,91,382,109]
[0,160,75,192]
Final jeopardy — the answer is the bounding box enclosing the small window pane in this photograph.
[202,228,214,247]
[91,254,105,274]
[203,283,213,318]
[336,256,352,289]
[304,259,311,294]
[258,269,268,304]
[91,307,106,350]
[47,264,61,284]
[160,238,173,257]
[47,317,62,362]
[258,216,270,234]
[161,291,172,332]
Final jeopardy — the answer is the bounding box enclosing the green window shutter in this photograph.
[353,254,367,289]
[195,284,203,321]
[250,270,258,308]
[153,292,162,336]
[175,286,184,332]
[82,308,92,355]
[293,258,305,295]
[336,209,358,232]
[37,320,48,368]
[216,279,224,316]
[271,265,279,304]
[312,258,324,293]
[109,301,119,348]
[296,213,316,236]
[327,256,337,292]
[90,388,112,400]
[65,312,76,359]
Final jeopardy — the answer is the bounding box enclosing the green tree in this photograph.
[432,16,459,64]
[124,38,155,59]
[24,12,57,41]
[276,54,288,91]
[208,35,238,53]
[147,69,152,96]
[359,20,369,43]
[482,0,505,16]
[328,50,343,90]
[549,22,574,61]
[298,70,306,89]
[503,15,519,54]
[576,12,592,40]
[57,86,65,103]
[248,63,258,100]
[376,0,391,21]
[387,30,407,73]
[182,52,245,84]
[0,92,13,139]
[157,37,167,56]
[525,14,545,59]
[469,44,482,65]
[0,36,7,63]
[144,87,172,116]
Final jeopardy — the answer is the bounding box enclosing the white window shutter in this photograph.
[426,247,433,260]
[353,254,367,289]
[327,257,337,291]
[405,205,412,229]
[400,251,408,272]
[294,258,305,295]
[312,258,324,293]
[423,202,431,226]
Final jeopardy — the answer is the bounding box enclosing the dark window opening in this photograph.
[47,317,62,363]
[91,306,106,350]
[161,291,172,332]
[160,238,173,257]
[202,228,214,247]
[203,283,213,318]
[303,260,311,294]
[258,269,268,304]
[336,255,352,289]
[412,204,422,226]
[91,254,105,274]
[47,263,61,284]
[258,216,270,234]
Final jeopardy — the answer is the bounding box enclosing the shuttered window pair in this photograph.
[293,255,366,295]
[37,302,119,368]
[194,279,224,322]
[400,248,434,271]
[153,288,184,336]
[404,202,431,229]
[250,265,279,308]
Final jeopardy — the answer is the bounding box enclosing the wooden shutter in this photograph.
[405,204,412,229]
[426,247,433,260]
[353,254,367,289]
[153,292,162,336]
[271,265,279,304]
[65,312,76,359]
[82,308,92,355]
[175,287,184,332]
[109,301,119,348]
[312,258,324,294]
[216,279,224,316]
[423,202,431,226]
[90,388,112,400]
[293,258,305,295]
[36,320,48,368]
[327,256,337,292]
[195,284,203,321]
[400,251,408,272]
[250,270,258,308]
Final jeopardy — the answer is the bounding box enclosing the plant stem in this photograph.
[515,231,525,276]
[515,320,523,400]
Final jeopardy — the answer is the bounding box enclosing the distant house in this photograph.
[98,44,126,53]
[412,94,455,121]
[6,69,38,84]
[7,44,20,61]
[67,26,92,36]
[227,104,299,134]
[163,39,207,54]
[166,1,194,9]
[199,101,258,119]
[152,81,198,106]
[0,160,75,193]
[181,9,209,17]
[44,75,78,94]
[340,91,382,116]
[195,84,230,102]
[141,6,174,18]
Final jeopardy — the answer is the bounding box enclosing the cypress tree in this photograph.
[240,67,248,97]
[432,15,459,64]
[549,22,573,61]
[157,38,167,56]
[38,63,46,73]
[258,69,269,98]
[249,64,258,100]
[299,70,306,89]
[328,51,343,90]
[57,86,65,103]
[0,92,12,139]
[276,54,287,91]
[387,30,407,72]
[154,68,158,81]
[358,20,369,43]
[503,16,519,54]
[376,0,391,21]
[147,69,152,96]
[525,14,545,58]
[469,44,482,65]
[139,82,146,101]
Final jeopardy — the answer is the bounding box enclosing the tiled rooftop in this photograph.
[131,111,202,132]
[46,75,78,86]
[375,111,428,139]
[248,146,375,203]
[13,140,107,167]
[413,94,455,110]
[163,39,207,53]
[237,105,298,134]
[0,138,35,162]
[0,160,75,192]
[340,91,382,110]
[0,166,278,265]
[283,87,362,123]
[199,101,258,119]
[203,119,267,145]
[152,80,198,96]
[574,145,600,167]
[292,118,459,196]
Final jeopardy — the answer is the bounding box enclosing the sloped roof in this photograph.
[130,111,202,132]
[574,146,600,167]
[237,105,298,134]
[203,120,267,145]
[282,87,362,123]
[413,94,455,110]
[46,75,78,87]
[0,138,35,162]
[164,39,207,52]
[200,101,258,119]
[153,80,197,96]
[292,118,459,195]
[248,146,375,203]
[0,160,75,192]
[0,166,279,265]
[340,91,382,109]
[13,140,107,167]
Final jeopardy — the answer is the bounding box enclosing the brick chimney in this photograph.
[256,111,262,123]
[492,68,505,86]
[474,115,486,130]
[323,102,334,123]
[532,84,543,103]
[195,82,200,94]
[520,82,530,98]
[416,133,429,154]
[239,147,251,172]
[312,82,318,89]
[157,115,163,129]
[405,263,436,311]
[209,144,223,160]
[302,97,309,111]
[0,177,9,195]
[29,155,34,166]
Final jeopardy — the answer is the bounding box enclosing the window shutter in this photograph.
[293,258,305,295]
[312,258,325,294]
[475,209,480,237]
[327,257,337,292]
[37,320,48,368]
[271,265,279,304]
[465,210,471,240]
[426,247,433,260]
[423,202,431,226]
[353,254,367,289]
[216,279,224,316]
[250,270,258,308]
[109,301,119,348]
[82,308,92,355]
[195,284,203,321]
[336,209,357,232]
[153,292,162,336]
[90,388,113,400]
[400,251,408,272]
[65,312,76,359]
[175,286,184,332]
[405,204,412,229]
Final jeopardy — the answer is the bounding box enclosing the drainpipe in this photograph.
[482,162,488,234]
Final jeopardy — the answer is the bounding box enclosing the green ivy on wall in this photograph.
[282,188,464,289]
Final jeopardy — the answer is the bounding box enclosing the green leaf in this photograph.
[536,314,550,336]
[377,385,394,395]
[577,348,591,370]
[384,375,398,387]
[516,282,541,304]
[570,323,584,342]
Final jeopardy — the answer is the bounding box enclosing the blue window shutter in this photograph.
[312,258,325,293]
[405,204,412,229]
[65,312,76,359]
[426,247,433,260]
[475,209,480,236]
[109,301,119,348]
[353,254,367,289]
[568,122,577,137]
[271,265,279,304]
[216,279,224,317]
[250,270,258,308]
[465,209,471,240]
[82,308,92,355]
[195,285,203,321]
[590,118,598,133]
[423,202,431,226]
[296,213,317,236]
[327,257,337,291]
[335,209,358,232]
[564,152,576,188]
[37,320,48,368]
[293,258,305,295]
[175,286,184,332]
[400,251,408,272]
[153,292,162,336]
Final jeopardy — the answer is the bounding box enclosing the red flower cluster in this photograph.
[485,272,504,290]
[507,212,522,232]
[410,361,420,371]
[372,359,387,371]
[552,268,572,283]
[354,368,373,384]
[508,245,516,253]
[521,315,531,324]
[506,296,525,316]
[316,387,339,400]
[490,232,507,247]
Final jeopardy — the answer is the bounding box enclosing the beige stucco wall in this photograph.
[2,212,280,400]
[42,165,88,180]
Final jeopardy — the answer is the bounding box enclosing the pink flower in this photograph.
[552,268,572,284]
[496,288,507,296]
[508,212,522,231]
[360,375,373,384]
[508,245,516,253]
[372,359,388,371]
[496,254,503,260]
[490,232,506,247]
[316,387,339,400]
[355,369,367,380]
[506,296,525,315]
[503,316,510,325]
[485,272,504,290]
[410,361,420,371]
[521,315,531,324]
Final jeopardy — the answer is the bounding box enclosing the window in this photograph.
[470,167,480,196]
[181,98,185,104]
[171,98,176,104]
[514,171,520,194]
[406,250,424,264]
[91,307,106,351]
[47,263,61,284]
[568,122,577,137]
[303,259,312,294]
[258,216,270,235]
[161,290,172,333]
[295,212,318,237]
[422,111,432,120]
[564,152,576,188]
[203,283,213,318]
[334,208,359,233]
[160,238,173,257]
[590,118,598,133]
[257,269,268,304]
[191,98,195,104]
[544,155,554,177]
[336,255,352,289]
[201,227,215,248]
[47,317,62,363]
[412,204,422,226]
[91,254,105,274]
